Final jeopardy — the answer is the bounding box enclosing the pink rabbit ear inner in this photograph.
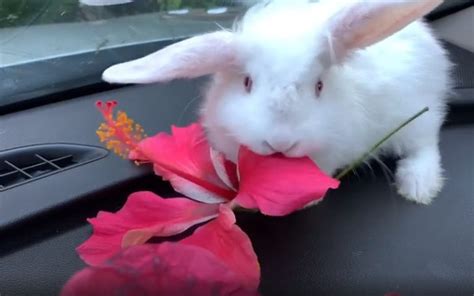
[327,0,443,62]
[102,31,237,84]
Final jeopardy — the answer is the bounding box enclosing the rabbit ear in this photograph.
[102,31,237,84]
[327,0,443,62]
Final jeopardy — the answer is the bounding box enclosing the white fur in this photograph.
[200,1,452,204]
[101,0,451,204]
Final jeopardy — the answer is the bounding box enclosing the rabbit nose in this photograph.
[264,140,298,153]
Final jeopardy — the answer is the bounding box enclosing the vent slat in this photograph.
[52,155,76,168]
[4,160,33,179]
[0,144,108,191]
[0,170,17,178]
[35,154,61,169]
[0,160,60,177]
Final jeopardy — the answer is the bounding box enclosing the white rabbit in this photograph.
[102,0,452,205]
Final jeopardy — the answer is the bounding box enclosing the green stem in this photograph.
[335,107,430,180]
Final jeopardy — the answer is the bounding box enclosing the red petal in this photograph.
[210,147,239,190]
[77,192,219,266]
[63,243,259,296]
[134,123,236,203]
[235,146,340,216]
[182,205,260,290]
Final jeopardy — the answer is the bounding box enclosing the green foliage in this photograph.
[162,0,182,10]
[180,0,219,9]
[0,0,233,28]
[0,0,79,28]
[161,0,225,10]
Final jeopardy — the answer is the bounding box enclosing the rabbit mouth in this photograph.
[260,141,306,158]
[246,143,276,157]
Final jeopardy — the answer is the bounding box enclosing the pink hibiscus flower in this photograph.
[96,100,340,215]
[132,121,340,215]
[73,101,340,295]
[83,101,339,263]
[63,206,260,296]
[77,192,220,266]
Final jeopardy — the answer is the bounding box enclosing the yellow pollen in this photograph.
[96,101,147,159]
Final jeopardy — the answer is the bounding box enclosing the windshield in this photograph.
[0,0,459,108]
[0,0,250,107]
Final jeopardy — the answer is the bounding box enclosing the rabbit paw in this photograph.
[395,147,444,205]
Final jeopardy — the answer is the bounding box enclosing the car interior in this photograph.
[0,1,473,295]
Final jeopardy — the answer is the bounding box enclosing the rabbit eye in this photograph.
[316,80,323,97]
[244,76,253,93]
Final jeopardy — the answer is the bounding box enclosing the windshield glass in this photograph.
[0,0,250,106]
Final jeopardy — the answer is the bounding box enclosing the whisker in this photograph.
[362,158,377,181]
[177,95,202,125]
[371,154,395,184]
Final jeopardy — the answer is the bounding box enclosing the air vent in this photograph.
[0,144,108,191]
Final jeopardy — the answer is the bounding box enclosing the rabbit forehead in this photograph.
[235,32,327,83]
[237,1,327,44]
[234,1,330,81]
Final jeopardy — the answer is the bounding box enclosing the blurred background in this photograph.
[0,0,470,107]
[0,0,251,105]
[0,0,247,27]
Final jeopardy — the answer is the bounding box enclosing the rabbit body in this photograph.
[102,0,451,204]
[200,1,452,204]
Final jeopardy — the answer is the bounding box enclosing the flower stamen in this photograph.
[96,100,147,159]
